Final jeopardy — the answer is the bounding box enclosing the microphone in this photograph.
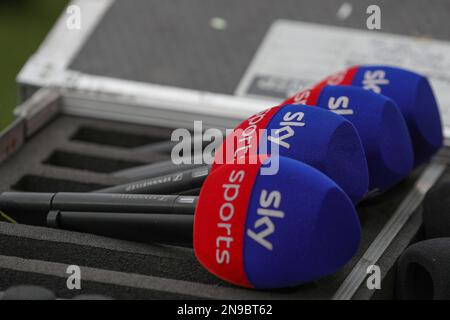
[397,238,450,300]
[212,104,369,203]
[1,156,361,289]
[197,156,361,288]
[307,65,443,166]
[47,211,194,247]
[110,105,369,203]
[422,181,450,239]
[96,166,210,195]
[113,157,206,180]
[0,192,197,226]
[115,135,214,179]
[283,85,414,191]
[0,285,56,300]
[396,182,450,300]
[0,285,113,300]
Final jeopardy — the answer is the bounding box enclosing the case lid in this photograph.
[16,0,450,141]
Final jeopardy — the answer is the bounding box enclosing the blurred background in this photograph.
[0,0,67,129]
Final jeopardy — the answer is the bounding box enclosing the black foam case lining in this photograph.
[1,110,447,299]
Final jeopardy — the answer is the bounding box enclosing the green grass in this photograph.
[0,0,68,130]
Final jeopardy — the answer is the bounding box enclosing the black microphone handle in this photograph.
[0,192,197,225]
[53,193,197,214]
[47,210,194,246]
[96,166,209,194]
[113,156,207,180]
[0,285,56,300]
